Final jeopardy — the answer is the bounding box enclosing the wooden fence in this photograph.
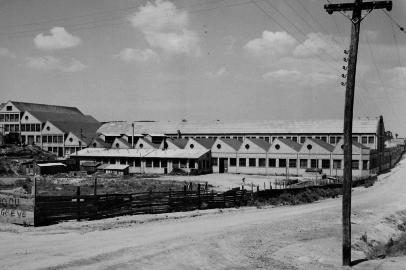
[34,187,251,226]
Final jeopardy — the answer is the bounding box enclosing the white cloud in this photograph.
[206,66,229,78]
[26,56,86,72]
[293,32,341,58]
[244,31,297,58]
[0,48,15,58]
[34,27,81,50]
[263,69,336,87]
[115,48,160,63]
[129,0,200,57]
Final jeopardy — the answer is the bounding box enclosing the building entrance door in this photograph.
[219,158,228,173]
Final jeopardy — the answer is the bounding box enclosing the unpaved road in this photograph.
[1,159,406,270]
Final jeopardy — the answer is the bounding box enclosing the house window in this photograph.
[120,158,126,165]
[352,160,359,170]
[36,124,41,132]
[139,143,143,148]
[6,106,12,111]
[216,144,221,149]
[15,125,19,132]
[115,143,120,148]
[48,136,52,143]
[230,158,236,166]
[0,115,3,122]
[146,160,152,167]
[4,124,9,132]
[69,138,73,142]
[368,136,374,144]
[53,136,58,143]
[180,159,187,168]
[289,159,297,168]
[15,114,19,121]
[272,137,277,142]
[36,136,40,143]
[362,160,368,170]
[352,136,358,142]
[310,159,318,168]
[153,159,160,168]
[322,159,330,169]
[93,143,97,147]
[245,144,250,150]
[189,160,195,168]
[300,137,306,143]
[330,137,336,144]
[5,114,9,122]
[275,144,280,150]
[307,144,312,150]
[57,136,63,143]
[300,159,307,168]
[42,136,47,143]
[25,116,28,120]
[249,158,256,167]
[292,137,298,142]
[321,136,327,142]
[133,159,141,167]
[258,158,266,167]
[265,137,270,142]
[268,158,276,167]
[336,137,341,143]
[161,160,167,168]
[10,114,14,122]
[46,126,50,131]
[212,158,218,166]
[190,144,194,149]
[361,136,368,144]
[21,124,25,131]
[239,158,246,167]
[279,159,286,168]
[10,125,15,132]
[286,136,291,140]
[333,160,342,169]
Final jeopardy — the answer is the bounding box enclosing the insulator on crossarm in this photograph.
[344,50,349,54]
[341,82,346,86]
[341,74,346,78]
[342,66,347,70]
[343,58,348,62]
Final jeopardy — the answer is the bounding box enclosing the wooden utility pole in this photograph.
[324,0,392,266]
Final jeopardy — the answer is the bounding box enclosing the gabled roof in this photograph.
[76,148,210,159]
[92,137,111,148]
[307,138,334,152]
[352,141,370,149]
[168,138,189,149]
[194,138,216,149]
[218,138,243,151]
[138,137,160,148]
[276,138,302,151]
[114,137,132,148]
[27,111,97,123]
[249,138,272,151]
[9,101,82,114]
[50,117,101,144]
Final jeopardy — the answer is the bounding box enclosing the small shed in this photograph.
[35,162,67,175]
[103,164,129,175]
[80,161,101,174]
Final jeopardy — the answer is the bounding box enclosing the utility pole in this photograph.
[324,0,392,266]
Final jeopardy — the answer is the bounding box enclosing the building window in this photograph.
[48,147,52,152]
[10,125,15,132]
[216,144,221,149]
[230,158,236,167]
[36,124,41,132]
[153,159,160,168]
[146,160,152,167]
[239,158,246,167]
[352,136,358,142]
[322,159,330,169]
[362,160,368,170]
[36,136,40,143]
[352,160,359,170]
[4,124,9,132]
[5,114,9,122]
[368,136,374,144]
[265,137,270,142]
[249,158,256,167]
[361,136,368,144]
[272,137,277,142]
[268,158,276,167]
[190,144,194,149]
[245,144,250,150]
[289,159,297,168]
[180,159,187,168]
[6,106,12,111]
[25,116,28,120]
[48,135,52,143]
[330,136,336,144]
[58,135,63,143]
[115,143,120,148]
[120,158,126,165]
[292,137,298,142]
[212,158,218,166]
[21,124,25,131]
[279,159,286,168]
[336,137,341,143]
[307,144,312,150]
[46,126,50,131]
[93,143,97,147]
[189,160,195,168]
[139,143,143,149]
[69,138,73,142]
[310,159,318,168]
[333,160,342,169]
[0,115,3,122]
[300,159,307,168]
[15,114,19,121]
[161,160,167,168]
[14,125,19,132]
[10,114,14,122]
[258,158,266,167]
[275,144,280,150]
[42,136,47,143]
[300,137,306,143]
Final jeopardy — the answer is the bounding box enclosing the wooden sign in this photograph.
[0,192,34,226]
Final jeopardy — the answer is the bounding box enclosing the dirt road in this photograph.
[1,159,406,270]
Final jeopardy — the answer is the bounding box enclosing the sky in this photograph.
[0,0,405,135]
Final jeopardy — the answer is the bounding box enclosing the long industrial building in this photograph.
[71,116,402,177]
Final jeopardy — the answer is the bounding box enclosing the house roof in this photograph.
[50,116,101,144]
[352,141,370,149]
[92,137,111,148]
[277,138,302,151]
[307,138,335,152]
[139,138,160,148]
[168,138,189,149]
[10,101,82,114]
[194,138,216,149]
[218,138,243,151]
[36,162,66,167]
[97,118,381,136]
[249,138,272,151]
[104,164,129,170]
[114,137,132,148]
[76,148,209,159]
[28,111,97,123]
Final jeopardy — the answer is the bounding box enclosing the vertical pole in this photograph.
[93,177,97,195]
[76,186,81,221]
[343,1,362,265]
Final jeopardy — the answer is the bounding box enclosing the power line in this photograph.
[382,10,406,34]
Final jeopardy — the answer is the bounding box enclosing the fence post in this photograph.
[76,186,81,221]
[93,177,97,195]
[197,183,201,209]
[168,188,172,212]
